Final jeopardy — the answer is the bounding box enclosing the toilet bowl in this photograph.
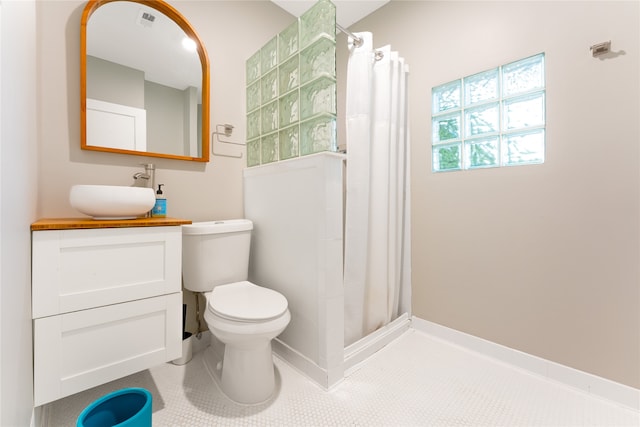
[181,220,291,405]
[204,281,290,404]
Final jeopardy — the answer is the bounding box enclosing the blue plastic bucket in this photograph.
[77,388,152,427]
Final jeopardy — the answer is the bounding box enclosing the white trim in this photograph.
[412,317,640,411]
[272,338,343,390]
[344,313,411,375]
[30,406,45,427]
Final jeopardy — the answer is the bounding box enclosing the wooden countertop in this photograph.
[31,217,192,231]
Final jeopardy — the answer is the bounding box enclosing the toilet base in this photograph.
[202,342,277,405]
[223,341,276,404]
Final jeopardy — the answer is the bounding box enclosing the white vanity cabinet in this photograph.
[31,219,189,406]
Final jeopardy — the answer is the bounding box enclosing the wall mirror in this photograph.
[81,0,210,162]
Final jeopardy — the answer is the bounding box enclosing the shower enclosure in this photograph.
[244,152,410,389]
[243,0,410,389]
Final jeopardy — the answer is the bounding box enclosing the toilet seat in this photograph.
[207,281,288,322]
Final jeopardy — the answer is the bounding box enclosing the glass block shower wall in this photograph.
[246,0,336,167]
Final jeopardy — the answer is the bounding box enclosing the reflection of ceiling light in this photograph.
[182,38,196,52]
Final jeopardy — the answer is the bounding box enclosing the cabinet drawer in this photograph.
[32,226,181,318]
[33,292,182,406]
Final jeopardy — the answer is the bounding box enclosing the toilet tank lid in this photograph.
[182,219,253,235]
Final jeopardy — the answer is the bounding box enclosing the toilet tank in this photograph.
[182,219,253,292]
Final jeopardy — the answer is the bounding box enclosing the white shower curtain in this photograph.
[344,32,411,347]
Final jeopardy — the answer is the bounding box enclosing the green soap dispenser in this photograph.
[152,184,167,218]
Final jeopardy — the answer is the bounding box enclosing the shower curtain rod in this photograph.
[337,24,363,47]
[336,24,384,60]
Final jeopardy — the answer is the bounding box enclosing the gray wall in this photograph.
[86,55,145,108]
[346,0,639,388]
[145,80,184,156]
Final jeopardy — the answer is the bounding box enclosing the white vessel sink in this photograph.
[70,185,155,220]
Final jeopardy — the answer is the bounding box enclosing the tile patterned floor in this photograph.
[45,329,639,426]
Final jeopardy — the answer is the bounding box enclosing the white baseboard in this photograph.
[344,313,411,375]
[412,317,640,411]
[272,338,343,390]
[31,406,45,427]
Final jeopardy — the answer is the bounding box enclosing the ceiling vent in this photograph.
[136,9,156,28]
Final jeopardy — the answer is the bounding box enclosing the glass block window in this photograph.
[431,53,545,172]
[245,0,336,167]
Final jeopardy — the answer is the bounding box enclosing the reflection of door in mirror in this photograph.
[81,0,210,162]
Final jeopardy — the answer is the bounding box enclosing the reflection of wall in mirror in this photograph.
[87,55,200,156]
[87,56,144,107]
[146,82,200,156]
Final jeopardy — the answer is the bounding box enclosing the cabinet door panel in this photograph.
[32,226,181,318]
[34,293,181,406]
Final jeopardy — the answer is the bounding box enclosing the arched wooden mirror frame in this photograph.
[80,0,210,162]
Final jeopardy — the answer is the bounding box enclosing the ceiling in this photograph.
[271,0,389,28]
[87,1,201,91]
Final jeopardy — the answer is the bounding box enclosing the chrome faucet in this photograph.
[132,172,150,187]
[132,163,155,189]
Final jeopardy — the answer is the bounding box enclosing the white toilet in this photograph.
[182,219,290,404]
